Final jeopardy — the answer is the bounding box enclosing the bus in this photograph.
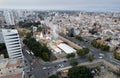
[31,51,34,55]
[26,50,30,54]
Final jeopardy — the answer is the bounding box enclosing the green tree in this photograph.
[70,61,78,66]
[23,32,50,61]
[83,48,89,54]
[0,43,8,58]
[88,55,94,62]
[91,40,109,51]
[42,52,50,61]
[68,66,93,78]
[66,53,75,59]
[49,75,58,78]
[77,48,89,57]
[105,38,112,42]
[113,52,120,60]
[26,32,33,39]
[77,49,85,57]
[75,35,83,41]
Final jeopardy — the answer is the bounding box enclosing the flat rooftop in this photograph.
[57,43,76,54]
[0,58,20,69]
[0,72,23,78]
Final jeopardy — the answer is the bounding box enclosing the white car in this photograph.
[99,53,104,56]
[61,64,64,67]
[99,56,103,59]
[58,64,64,68]
[42,67,47,70]
[47,67,51,69]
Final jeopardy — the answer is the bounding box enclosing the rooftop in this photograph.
[57,43,76,54]
[0,58,20,69]
[0,72,23,78]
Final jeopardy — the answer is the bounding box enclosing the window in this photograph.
[6,33,18,36]
[9,42,19,45]
[8,40,19,42]
[7,37,19,40]
[10,48,21,51]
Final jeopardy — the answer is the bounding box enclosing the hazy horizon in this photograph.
[0,0,120,12]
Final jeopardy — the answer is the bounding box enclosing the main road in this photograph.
[23,35,120,78]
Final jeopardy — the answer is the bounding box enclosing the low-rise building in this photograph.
[0,58,25,78]
[57,43,76,54]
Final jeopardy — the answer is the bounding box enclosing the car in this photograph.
[63,60,67,63]
[99,56,103,59]
[31,62,33,65]
[58,64,64,68]
[99,53,104,56]
[31,51,34,55]
[42,67,47,70]
[58,64,61,67]
[26,50,30,54]
[54,65,57,68]
[47,67,51,69]
[61,64,64,67]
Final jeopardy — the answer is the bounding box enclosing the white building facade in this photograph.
[1,29,23,59]
[4,10,15,25]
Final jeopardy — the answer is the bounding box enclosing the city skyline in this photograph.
[0,0,120,12]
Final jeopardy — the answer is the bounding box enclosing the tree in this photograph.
[18,21,41,28]
[89,29,97,34]
[70,61,78,66]
[113,52,120,60]
[26,32,33,39]
[105,38,112,42]
[77,49,85,57]
[88,55,94,62]
[83,48,89,54]
[23,32,50,61]
[75,35,83,41]
[91,40,109,51]
[42,52,50,61]
[49,75,58,78]
[69,28,74,37]
[66,53,75,59]
[0,43,6,51]
[77,48,89,57]
[68,66,93,78]
[0,43,8,58]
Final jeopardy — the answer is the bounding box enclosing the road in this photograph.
[62,35,120,66]
[23,35,120,78]
[23,49,48,78]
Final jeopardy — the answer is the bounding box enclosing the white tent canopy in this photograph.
[57,43,76,54]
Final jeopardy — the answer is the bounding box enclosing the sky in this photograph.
[0,0,120,12]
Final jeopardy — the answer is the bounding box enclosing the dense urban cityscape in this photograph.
[0,0,120,78]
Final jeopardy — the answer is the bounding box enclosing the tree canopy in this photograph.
[48,75,58,78]
[68,66,93,78]
[91,40,109,51]
[77,48,89,57]
[70,61,78,67]
[18,21,41,28]
[113,52,120,60]
[66,53,75,59]
[23,32,50,61]
[75,35,83,41]
[0,43,8,58]
[87,55,94,62]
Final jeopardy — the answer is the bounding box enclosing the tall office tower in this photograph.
[3,10,15,25]
[1,29,23,59]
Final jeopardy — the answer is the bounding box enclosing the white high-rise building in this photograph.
[1,29,23,59]
[3,10,15,25]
